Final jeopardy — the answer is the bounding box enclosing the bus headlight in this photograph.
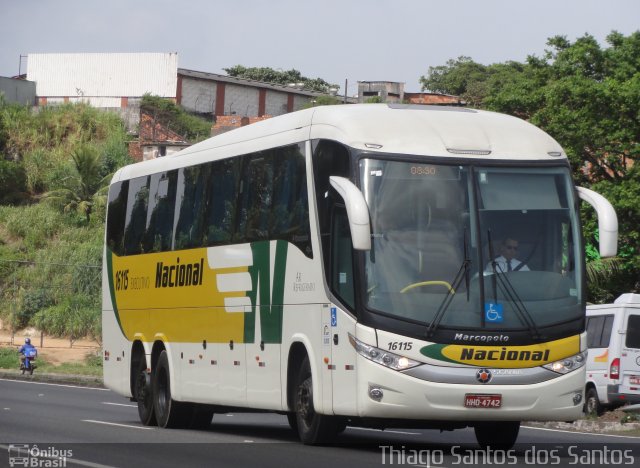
[542,351,587,374]
[348,333,421,371]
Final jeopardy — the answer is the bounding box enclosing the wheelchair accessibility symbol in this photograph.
[484,302,504,323]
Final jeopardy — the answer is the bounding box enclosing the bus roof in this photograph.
[114,104,567,182]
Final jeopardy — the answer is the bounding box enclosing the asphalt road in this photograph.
[0,377,639,468]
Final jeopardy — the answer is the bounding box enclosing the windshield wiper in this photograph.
[426,229,471,338]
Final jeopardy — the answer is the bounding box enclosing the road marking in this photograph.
[83,419,154,430]
[0,443,117,468]
[0,377,108,391]
[349,427,420,435]
[102,401,137,408]
[522,425,640,439]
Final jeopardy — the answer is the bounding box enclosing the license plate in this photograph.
[464,394,502,408]
[630,376,640,385]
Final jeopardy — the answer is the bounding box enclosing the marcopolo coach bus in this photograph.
[102,104,618,447]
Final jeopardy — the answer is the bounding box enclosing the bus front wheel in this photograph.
[474,421,520,449]
[293,356,339,444]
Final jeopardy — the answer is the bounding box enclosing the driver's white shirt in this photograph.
[485,255,529,273]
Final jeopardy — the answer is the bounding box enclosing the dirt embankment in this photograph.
[0,323,100,365]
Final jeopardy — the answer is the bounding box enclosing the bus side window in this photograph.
[123,176,150,255]
[106,180,129,256]
[240,152,273,242]
[271,144,312,257]
[205,158,239,246]
[143,170,178,253]
[174,164,211,250]
[331,208,355,310]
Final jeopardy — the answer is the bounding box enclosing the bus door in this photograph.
[329,208,358,414]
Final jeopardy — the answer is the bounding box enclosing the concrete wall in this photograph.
[0,77,36,105]
[178,71,317,118]
[179,76,217,115]
[224,83,260,116]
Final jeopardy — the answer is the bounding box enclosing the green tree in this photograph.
[419,31,640,300]
[42,144,109,223]
[224,65,339,94]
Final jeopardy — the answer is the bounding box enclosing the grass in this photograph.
[0,347,102,376]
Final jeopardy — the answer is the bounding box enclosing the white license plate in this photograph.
[630,376,640,385]
[464,394,502,408]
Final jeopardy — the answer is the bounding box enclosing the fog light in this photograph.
[369,386,384,402]
[573,393,582,405]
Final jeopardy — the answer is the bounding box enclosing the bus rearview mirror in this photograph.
[329,176,371,251]
[577,186,618,258]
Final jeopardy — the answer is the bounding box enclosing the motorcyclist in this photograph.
[18,337,37,366]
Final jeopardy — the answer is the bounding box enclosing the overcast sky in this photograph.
[1,0,639,94]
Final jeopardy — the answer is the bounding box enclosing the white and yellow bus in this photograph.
[103,104,618,447]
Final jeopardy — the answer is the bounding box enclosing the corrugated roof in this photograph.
[178,68,328,97]
[27,53,178,97]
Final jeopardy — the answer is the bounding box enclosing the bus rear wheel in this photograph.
[152,350,191,428]
[134,358,156,426]
[474,421,520,449]
[293,356,339,444]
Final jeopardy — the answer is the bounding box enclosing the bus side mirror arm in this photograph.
[576,186,618,258]
[329,176,371,251]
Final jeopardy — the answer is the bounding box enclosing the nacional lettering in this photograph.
[459,347,550,362]
[155,258,204,288]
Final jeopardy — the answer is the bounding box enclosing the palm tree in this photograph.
[43,144,110,222]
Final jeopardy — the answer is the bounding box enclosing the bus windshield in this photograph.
[360,158,583,332]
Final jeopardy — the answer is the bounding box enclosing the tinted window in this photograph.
[112,143,311,257]
[331,208,355,309]
[174,164,210,250]
[204,158,239,246]
[626,315,640,349]
[123,176,150,255]
[236,152,273,243]
[586,314,615,348]
[143,171,178,252]
[233,144,311,256]
[601,315,615,348]
[106,180,129,256]
[271,144,311,256]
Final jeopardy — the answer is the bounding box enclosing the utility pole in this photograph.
[343,79,348,104]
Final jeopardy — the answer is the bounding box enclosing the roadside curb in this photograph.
[0,368,105,388]
[525,419,640,435]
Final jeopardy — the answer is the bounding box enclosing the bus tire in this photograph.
[584,388,603,417]
[152,350,191,428]
[134,358,156,426]
[474,421,520,449]
[293,356,339,444]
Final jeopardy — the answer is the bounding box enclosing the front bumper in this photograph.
[356,356,585,422]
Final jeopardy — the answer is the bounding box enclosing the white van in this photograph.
[584,293,640,415]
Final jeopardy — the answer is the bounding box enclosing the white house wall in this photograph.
[27,53,178,103]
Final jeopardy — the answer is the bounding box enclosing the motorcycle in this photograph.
[19,348,37,375]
